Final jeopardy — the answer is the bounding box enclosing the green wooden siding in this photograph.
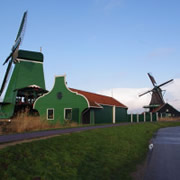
[133,114,137,122]
[146,113,151,122]
[72,108,79,123]
[90,109,95,124]
[139,114,144,122]
[94,105,113,124]
[34,76,88,124]
[0,50,45,119]
[152,113,157,121]
[89,106,128,124]
[115,107,128,122]
[127,113,158,122]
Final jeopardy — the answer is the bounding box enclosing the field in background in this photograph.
[158,117,180,121]
[0,122,180,179]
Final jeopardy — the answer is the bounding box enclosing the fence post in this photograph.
[137,114,139,123]
[144,112,146,122]
[156,112,159,121]
[112,106,116,124]
[150,112,152,122]
[131,114,133,123]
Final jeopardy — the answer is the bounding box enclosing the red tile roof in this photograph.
[70,88,128,108]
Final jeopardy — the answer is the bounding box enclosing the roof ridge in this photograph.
[70,88,128,109]
[70,88,115,98]
[111,96,128,108]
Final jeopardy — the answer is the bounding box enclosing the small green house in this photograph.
[34,75,128,124]
[34,76,88,124]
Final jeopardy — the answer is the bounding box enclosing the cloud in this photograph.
[98,78,180,114]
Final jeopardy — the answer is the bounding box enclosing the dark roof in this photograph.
[18,50,43,62]
[70,88,128,108]
[15,85,48,97]
[151,103,180,114]
[151,104,165,113]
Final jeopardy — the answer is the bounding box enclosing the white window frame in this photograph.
[47,108,54,120]
[64,108,72,120]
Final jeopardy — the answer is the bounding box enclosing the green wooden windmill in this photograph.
[0,11,47,119]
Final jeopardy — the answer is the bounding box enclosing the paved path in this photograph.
[0,123,130,144]
[144,126,180,180]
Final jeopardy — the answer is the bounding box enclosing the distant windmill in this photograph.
[0,11,27,96]
[139,73,173,112]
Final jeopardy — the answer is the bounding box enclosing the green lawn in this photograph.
[0,122,180,180]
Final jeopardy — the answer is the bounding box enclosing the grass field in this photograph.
[0,122,180,180]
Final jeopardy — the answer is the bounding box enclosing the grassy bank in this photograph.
[0,122,180,180]
[0,113,79,135]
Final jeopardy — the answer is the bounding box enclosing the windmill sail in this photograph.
[158,79,173,88]
[148,73,157,86]
[0,11,27,97]
[3,11,27,66]
[15,11,27,42]
[0,61,13,97]
[3,52,13,65]
[140,73,173,111]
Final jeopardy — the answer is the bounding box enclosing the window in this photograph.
[47,109,54,120]
[64,108,72,120]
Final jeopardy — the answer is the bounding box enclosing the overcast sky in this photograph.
[0,0,180,113]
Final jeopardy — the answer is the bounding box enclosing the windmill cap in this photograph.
[17,49,44,62]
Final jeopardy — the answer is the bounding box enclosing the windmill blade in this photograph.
[15,11,27,42]
[12,11,27,54]
[158,79,174,88]
[12,37,21,52]
[147,73,157,87]
[3,11,27,66]
[3,52,13,65]
[139,89,152,97]
[3,38,20,65]
[0,59,13,96]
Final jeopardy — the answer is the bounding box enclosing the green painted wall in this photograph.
[146,113,151,122]
[139,114,144,122]
[152,113,157,121]
[94,105,113,124]
[91,106,128,124]
[127,113,158,122]
[133,114,137,122]
[115,107,128,122]
[90,109,95,125]
[0,50,45,119]
[34,76,89,124]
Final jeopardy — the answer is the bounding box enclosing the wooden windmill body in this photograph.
[139,73,173,112]
[0,12,47,119]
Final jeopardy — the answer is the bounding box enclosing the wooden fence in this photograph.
[127,112,158,123]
